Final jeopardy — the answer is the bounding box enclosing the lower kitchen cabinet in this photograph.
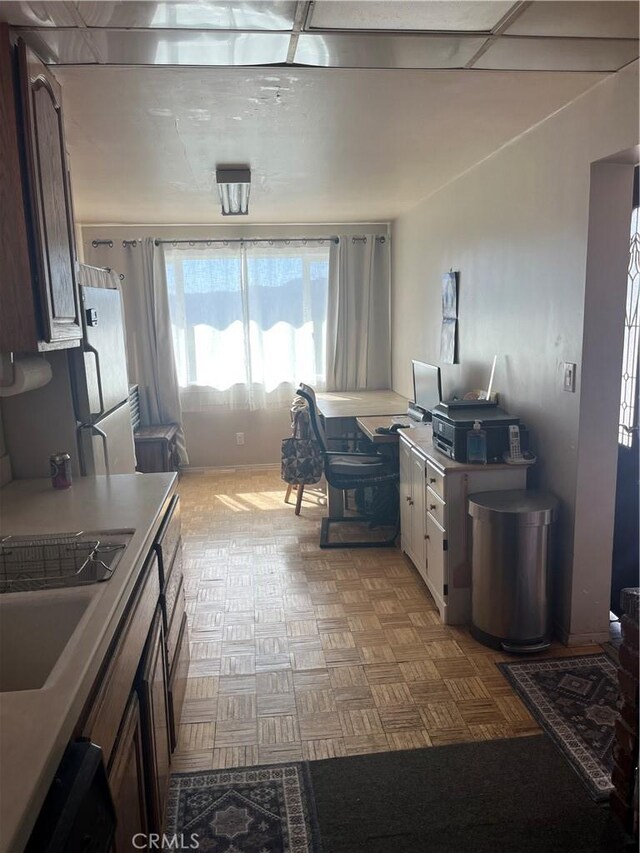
[137,608,172,833]
[75,494,188,842]
[108,694,148,853]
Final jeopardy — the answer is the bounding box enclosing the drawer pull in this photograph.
[405,495,411,502]
[429,478,436,484]
[425,534,429,540]
[408,499,414,506]
[429,504,437,511]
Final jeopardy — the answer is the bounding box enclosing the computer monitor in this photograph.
[412,360,442,421]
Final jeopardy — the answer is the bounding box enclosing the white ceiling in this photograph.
[56,64,608,224]
[3,1,636,224]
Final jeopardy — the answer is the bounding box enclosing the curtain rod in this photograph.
[91,235,387,248]
[153,236,386,247]
[154,236,340,246]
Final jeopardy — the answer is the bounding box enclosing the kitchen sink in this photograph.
[0,530,132,593]
[0,590,93,692]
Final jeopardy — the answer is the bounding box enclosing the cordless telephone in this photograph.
[508,424,522,461]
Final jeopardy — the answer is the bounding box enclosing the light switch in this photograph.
[563,362,577,392]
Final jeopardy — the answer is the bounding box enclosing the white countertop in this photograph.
[400,423,533,473]
[0,473,177,853]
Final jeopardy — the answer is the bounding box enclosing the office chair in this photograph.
[296,383,399,549]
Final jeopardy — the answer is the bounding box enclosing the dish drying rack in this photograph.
[0,533,126,593]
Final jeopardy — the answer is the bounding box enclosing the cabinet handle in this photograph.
[408,499,414,506]
[405,495,412,501]
[429,477,436,484]
[429,504,437,511]
[425,534,429,540]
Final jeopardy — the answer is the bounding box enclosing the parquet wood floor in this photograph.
[173,467,599,771]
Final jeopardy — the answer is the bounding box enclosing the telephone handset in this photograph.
[503,425,535,465]
[508,425,522,461]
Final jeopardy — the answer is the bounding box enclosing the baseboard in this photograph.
[180,462,281,474]
[555,621,610,647]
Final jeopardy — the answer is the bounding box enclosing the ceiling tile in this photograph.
[504,2,640,39]
[474,36,639,71]
[308,1,515,32]
[295,33,486,68]
[79,30,289,65]
[0,1,78,26]
[75,1,296,30]
[19,29,98,62]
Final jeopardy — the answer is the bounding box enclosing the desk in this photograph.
[356,415,412,444]
[317,390,407,420]
[316,391,407,517]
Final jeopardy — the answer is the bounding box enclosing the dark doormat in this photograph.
[165,763,321,852]
[498,654,619,801]
[308,735,627,853]
[166,736,628,853]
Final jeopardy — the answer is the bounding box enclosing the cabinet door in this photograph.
[108,694,148,852]
[18,41,81,346]
[0,25,39,352]
[410,450,427,579]
[399,439,413,558]
[426,513,446,602]
[168,612,190,752]
[138,609,171,833]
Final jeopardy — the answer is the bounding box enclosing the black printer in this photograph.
[431,402,528,463]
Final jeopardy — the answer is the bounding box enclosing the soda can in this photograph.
[50,452,72,490]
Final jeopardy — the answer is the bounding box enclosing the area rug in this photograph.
[165,763,322,852]
[498,654,619,801]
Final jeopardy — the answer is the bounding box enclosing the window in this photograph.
[165,241,330,408]
[618,175,639,447]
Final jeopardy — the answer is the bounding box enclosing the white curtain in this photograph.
[164,241,330,411]
[86,238,188,465]
[326,235,391,391]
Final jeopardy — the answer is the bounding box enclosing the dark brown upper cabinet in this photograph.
[0,25,81,352]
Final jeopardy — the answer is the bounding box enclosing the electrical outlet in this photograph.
[236,432,245,446]
[563,362,577,392]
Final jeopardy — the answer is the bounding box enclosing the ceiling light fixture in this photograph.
[216,167,251,216]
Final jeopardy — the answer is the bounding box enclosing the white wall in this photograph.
[81,222,388,468]
[391,62,638,644]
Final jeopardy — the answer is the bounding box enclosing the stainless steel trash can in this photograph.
[468,490,558,653]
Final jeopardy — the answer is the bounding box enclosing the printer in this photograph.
[431,402,528,463]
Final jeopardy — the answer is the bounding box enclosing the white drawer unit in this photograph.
[399,428,530,624]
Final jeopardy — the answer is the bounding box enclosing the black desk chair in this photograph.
[296,383,399,549]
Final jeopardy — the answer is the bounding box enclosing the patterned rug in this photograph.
[498,655,619,801]
[165,763,322,852]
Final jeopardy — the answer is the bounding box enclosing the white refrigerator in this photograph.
[1,266,137,479]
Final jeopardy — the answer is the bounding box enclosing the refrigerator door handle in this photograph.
[80,423,110,474]
[84,344,105,418]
